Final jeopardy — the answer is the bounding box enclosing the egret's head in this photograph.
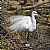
[32,11,37,16]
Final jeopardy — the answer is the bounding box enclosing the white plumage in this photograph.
[9,11,37,46]
[9,11,37,32]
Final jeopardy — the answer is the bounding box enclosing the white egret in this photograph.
[9,11,37,44]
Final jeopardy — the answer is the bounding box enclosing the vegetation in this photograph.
[1,0,50,50]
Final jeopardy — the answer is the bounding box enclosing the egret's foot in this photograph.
[25,43,30,47]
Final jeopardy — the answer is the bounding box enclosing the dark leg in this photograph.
[25,30,26,40]
[25,30,30,47]
[25,29,29,42]
[27,30,29,41]
[25,30,29,41]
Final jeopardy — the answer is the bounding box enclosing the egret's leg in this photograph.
[25,30,27,42]
[25,30,26,39]
[25,30,30,47]
[27,30,29,41]
[25,29,29,43]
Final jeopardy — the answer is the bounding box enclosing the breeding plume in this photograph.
[9,11,37,42]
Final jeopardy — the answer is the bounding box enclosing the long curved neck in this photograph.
[31,15,35,21]
[31,15,36,30]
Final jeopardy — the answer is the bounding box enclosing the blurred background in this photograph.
[1,0,50,50]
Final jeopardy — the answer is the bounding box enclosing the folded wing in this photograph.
[9,16,31,31]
